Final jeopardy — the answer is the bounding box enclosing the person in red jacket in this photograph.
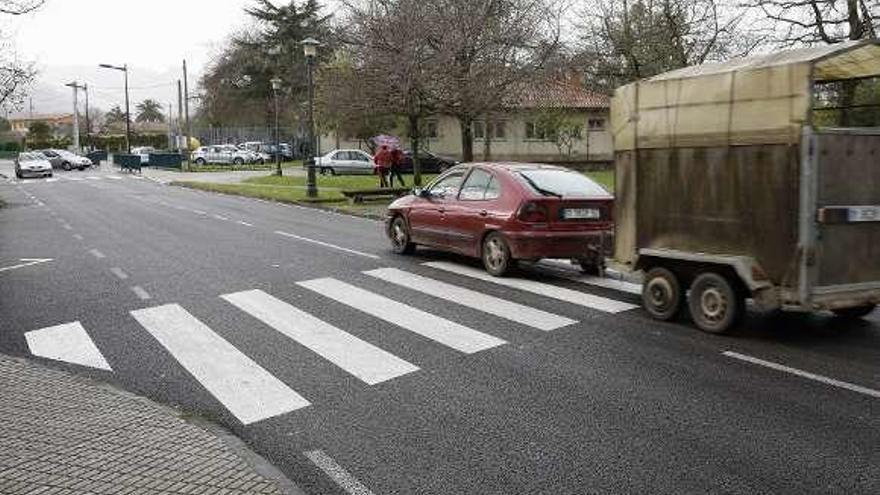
[389,148,405,187]
[374,145,390,188]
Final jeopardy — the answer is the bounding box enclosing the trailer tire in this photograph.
[688,272,744,334]
[642,267,683,321]
[831,304,876,319]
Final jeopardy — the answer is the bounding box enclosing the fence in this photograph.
[190,126,308,158]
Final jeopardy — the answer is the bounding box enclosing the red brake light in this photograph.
[518,201,549,223]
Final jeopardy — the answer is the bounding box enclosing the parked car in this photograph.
[14,152,53,179]
[314,149,375,175]
[131,146,157,165]
[39,149,93,171]
[386,163,614,276]
[238,142,272,164]
[399,150,459,173]
[191,145,255,165]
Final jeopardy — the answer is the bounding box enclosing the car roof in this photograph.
[451,162,573,173]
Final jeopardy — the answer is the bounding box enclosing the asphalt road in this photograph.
[1,163,879,495]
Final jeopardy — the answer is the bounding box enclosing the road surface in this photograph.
[1,164,878,494]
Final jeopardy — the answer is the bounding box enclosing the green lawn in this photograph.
[244,173,437,190]
[587,169,615,191]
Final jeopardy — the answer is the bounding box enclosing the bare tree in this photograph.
[0,0,43,110]
[579,0,755,91]
[745,0,878,45]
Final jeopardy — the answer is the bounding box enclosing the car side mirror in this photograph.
[414,188,428,198]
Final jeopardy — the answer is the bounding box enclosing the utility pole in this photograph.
[177,80,183,153]
[65,81,83,152]
[83,84,90,149]
[28,97,33,119]
[183,59,192,169]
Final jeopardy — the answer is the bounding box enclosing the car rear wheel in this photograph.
[62,162,71,171]
[195,158,206,165]
[643,267,683,321]
[482,232,515,277]
[832,305,876,319]
[688,272,744,334]
[233,157,244,165]
[389,216,416,255]
[320,167,335,176]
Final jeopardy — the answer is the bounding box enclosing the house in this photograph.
[320,79,612,163]
[8,114,75,138]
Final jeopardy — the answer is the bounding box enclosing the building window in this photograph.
[525,121,554,141]
[588,118,605,131]
[474,121,506,140]
[424,121,439,139]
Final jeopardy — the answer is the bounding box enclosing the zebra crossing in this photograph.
[23,263,641,425]
[6,174,131,185]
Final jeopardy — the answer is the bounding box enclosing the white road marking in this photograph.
[0,258,53,273]
[193,209,207,215]
[300,278,506,353]
[72,234,84,241]
[62,223,72,230]
[86,176,101,181]
[723,351,880,399]
[67,177,84,182]
[107,176,123,180]
[538,261,643,295]
[236,220,254,227]
[131,304,310,424]
[20,179,34,184]
[131,286,151,300]
[304,450,376,495]
[222,289,418,385]
[89,249,106,259]
[110,267,129,280]
[45,178,58,183]
[131,176,144,180]
[275,231,381,260]
[365,268,577,331]
[213,214,230,221]
[25,322,112,371]
[424,262,638,314]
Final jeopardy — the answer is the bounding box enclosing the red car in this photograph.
[386,162,614,276]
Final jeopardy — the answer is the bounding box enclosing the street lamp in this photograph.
[270,77,283,177]
[301,38,320,199]
[98,63,131,154]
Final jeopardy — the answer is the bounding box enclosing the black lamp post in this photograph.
[98,63,131,154]
[301,38,320,199]
[270,77,283,177]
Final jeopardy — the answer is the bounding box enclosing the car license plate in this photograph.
[848,206,880,222]
[563,208,600,220]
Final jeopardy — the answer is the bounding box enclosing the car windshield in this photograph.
[20,153,42,161]
[517,169,610,198]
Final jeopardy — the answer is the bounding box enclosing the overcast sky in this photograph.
[6,0,340,116]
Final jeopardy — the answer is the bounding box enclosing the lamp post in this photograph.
[270,77,283,177]
[302,38,320,199]
[98,63,131,154]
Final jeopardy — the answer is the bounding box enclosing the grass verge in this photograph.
[244,173,436,190]
[178,160,303,173]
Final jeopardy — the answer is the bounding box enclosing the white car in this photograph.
[191,145,256,165]
[14,152,53,178]
[315,149,374,175]
[131,146,157,165]
[238,142,272,164]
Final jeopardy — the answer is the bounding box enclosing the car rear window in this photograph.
[518,169,610,198]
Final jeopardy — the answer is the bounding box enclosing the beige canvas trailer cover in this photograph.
[611,41,880,332]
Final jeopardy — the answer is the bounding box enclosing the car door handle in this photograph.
[438,207,446,214]
[479,210,488,217]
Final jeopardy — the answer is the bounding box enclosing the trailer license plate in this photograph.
[848,206,880,222]
[563,208,600,220]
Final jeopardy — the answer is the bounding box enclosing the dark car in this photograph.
[399,150,458,174]
[385,162,614,276]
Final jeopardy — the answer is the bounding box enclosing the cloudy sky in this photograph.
[5,0,340,116]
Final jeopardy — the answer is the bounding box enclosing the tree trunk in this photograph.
[408,113,422,187]
[335,127,340,149]
[460,117,474,162]
[483,121,492,161]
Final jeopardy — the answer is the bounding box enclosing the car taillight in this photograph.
[518,201,549,223]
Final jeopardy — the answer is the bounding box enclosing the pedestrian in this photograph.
[374,145,390,188]
[389,148,406,188]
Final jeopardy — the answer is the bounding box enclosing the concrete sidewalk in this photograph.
[0,354,301,495]
[141,166,304,185]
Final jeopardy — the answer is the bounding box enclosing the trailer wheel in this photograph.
[831,305,876,319]
[642,267,683,321]
[688,272,744,334]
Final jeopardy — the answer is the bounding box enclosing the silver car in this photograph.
[39,149,93,171]
[315,149,375,175]
[191,145,255,165]
[14,152,53,178]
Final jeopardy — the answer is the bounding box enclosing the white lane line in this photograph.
[131,286,151,300]
[45,178,58,183]
[0,258,53,273]
[62,223,73,230]
[86,176,102,181]
[538,261,643,295]
[236,220,254,227]
[107,176,123,180]
[131,176,144,180]
[275,231,380,260]
[304,450,376,495]
[723,351,880,399]
[424,262,638,314]
[300,278,506,354]
[89,249,106,259]
[222,289,418,385]
[73,234,84,241]
[25,322,112,371]
[110,267,129,280]
[365,268,577,331]
[67,177,84,182]
[193,209,207,215]
[213,214,230,221]
[132,304,310,424]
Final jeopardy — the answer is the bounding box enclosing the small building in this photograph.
[8,114,75,138]
[320,79,612,163]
